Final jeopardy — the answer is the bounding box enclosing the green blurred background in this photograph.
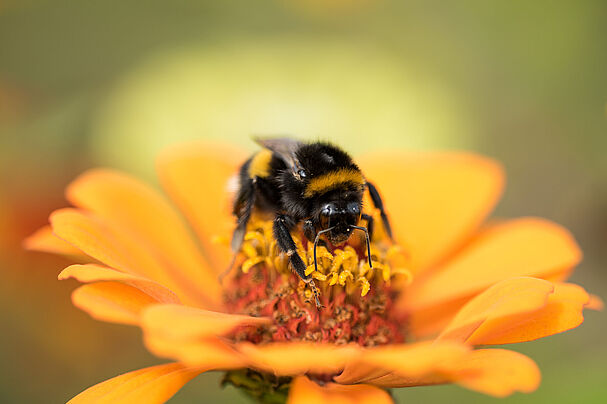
[1,1,605,402]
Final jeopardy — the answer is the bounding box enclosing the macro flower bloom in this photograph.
[26,142,601,403]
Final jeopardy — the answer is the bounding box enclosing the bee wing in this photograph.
[254,137,304,173]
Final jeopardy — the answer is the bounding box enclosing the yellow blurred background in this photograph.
[0,1,605,402]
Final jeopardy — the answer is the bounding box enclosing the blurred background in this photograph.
[1,0,605,402]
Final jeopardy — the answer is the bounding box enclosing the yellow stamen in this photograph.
[359,261,371,278]
[245,232,267,253]
[359,278,371,297]
[303,288,313,300]
[242,242,258,259]
[242,256,266,273]
[234,218,413,299]
[338,269,353,286]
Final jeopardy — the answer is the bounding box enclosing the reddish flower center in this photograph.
[223,219,412,347]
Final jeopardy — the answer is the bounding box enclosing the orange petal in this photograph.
[237,342,360,375]
[436,277,555,343]
[586,294,604,310]
[359,151,504,272]
[402,218,582,337]
[59,264,180,304]
[50,208,219,309]
[72,282,158,325]
[66,169,221,308]
[144,334,246,369]
[23,225,90,261]
[359,372,445,388]
[467,282,590,345]
[142,304,269,340]
[157,142,247,272]
[367,349,540,398]
[403,295,471,339]
[441,349,540,397]
[288,376,392,404]
[333,364,390,387]
[67,363,204,404]
[141,305,262,369]
[335,340,469,384]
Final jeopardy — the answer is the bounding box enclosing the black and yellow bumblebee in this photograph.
[229,138,392,307]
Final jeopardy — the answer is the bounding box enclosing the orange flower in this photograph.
[26,143,602,403]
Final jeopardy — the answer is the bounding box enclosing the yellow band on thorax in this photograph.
[248,149,273,178]
[304,168,364,197]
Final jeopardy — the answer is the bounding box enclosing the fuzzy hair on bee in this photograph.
[223,138,393,308]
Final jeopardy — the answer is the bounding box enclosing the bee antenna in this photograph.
[351,225,373,269]
[313,227,335,273]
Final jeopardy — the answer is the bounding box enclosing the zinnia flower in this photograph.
[26,142,601,403]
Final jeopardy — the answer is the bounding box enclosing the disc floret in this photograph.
[223,219,412,346]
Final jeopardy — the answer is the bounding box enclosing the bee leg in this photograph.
[219,180,256,282]
[303,219,316,242]
[274,215,323,309]
[361,213,374,241]
[303,219,329,250]
[366,181,393,241]
[273,215,307,279]
[230,180,256,253]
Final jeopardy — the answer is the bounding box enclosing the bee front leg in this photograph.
[303,218,328,248]
[361,213,374,241]
[273,215,308,280]
[303,219,317,242]
[274,215,322,308]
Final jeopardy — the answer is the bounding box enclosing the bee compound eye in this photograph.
[348,203,360,214]
[297,169,307,178]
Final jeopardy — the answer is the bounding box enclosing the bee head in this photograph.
[319,200,361,245]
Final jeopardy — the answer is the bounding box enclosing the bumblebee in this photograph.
[228,138,392,308]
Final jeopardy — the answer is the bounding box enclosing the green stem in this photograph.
[221,369,292,404]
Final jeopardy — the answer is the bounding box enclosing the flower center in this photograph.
[223,218,412,347]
